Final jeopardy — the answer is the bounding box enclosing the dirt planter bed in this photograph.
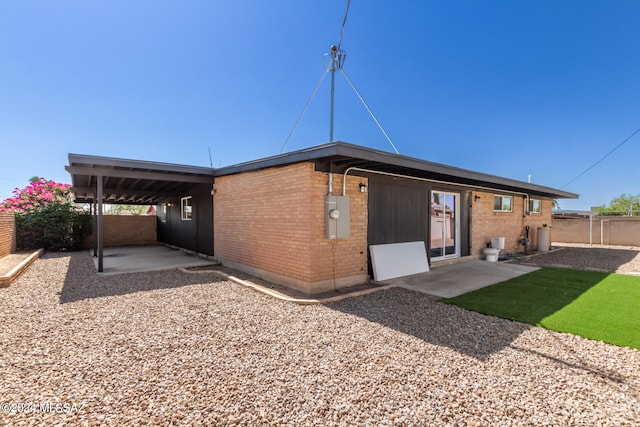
[0,249,43,286]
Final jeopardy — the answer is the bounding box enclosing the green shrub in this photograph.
[16,203,92,251]
[2,178,92,251]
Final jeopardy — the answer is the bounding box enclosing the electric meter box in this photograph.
[325,195,350,239]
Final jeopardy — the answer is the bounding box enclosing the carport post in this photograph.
[97,175,104,272]
[92,201,97,257]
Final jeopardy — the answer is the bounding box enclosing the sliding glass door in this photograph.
[430,191,460,260]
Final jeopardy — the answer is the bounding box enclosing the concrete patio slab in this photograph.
[91,245,215,275]
[384,260,539,298]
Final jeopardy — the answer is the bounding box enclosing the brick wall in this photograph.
[214,162,368,294]
[308,169,369,291]
[0,211,16,257]
[471,191,553,256]
[83,215,157,248]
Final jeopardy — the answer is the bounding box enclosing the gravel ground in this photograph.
[516,243,640,274]
[1,252,638,426]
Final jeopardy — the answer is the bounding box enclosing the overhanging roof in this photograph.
[215,142,579,199]
[67,141,578,204]
[66,154,214,204]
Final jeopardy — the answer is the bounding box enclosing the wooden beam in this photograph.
[71,187,184,199]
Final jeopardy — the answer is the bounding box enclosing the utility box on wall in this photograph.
[325,195,350,239]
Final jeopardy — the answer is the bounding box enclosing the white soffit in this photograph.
[369,241,430,281]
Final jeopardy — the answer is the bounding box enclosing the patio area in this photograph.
[385,260,539,298]
[90,245,215,274]
[85,245,540,301]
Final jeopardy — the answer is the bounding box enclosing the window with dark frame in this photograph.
[181,196,192,221]
[493,195,512,212]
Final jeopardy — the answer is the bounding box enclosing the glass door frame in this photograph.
[429,190,461,261]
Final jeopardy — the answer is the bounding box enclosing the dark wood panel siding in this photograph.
[367,175,429,246]
[367,174,471,273]
[157,183,214,255]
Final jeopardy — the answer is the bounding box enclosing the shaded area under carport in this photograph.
[91,245,215,275]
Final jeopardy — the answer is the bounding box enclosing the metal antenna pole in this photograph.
[329,45,337,142]
[328,44,345,143]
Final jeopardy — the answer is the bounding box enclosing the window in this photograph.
[494,195,512,212]
[529,199,541,214]
[181,196,192,220]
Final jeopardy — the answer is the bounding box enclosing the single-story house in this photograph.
[67,141,578,294]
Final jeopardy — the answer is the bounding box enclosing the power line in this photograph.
[561,126,640,189]
[337,0,350,51]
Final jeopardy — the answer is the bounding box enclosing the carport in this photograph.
[66,154,215,272]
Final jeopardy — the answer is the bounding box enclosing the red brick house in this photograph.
[68,142,577,294]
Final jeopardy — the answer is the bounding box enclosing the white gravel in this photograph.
[1,252,638,426]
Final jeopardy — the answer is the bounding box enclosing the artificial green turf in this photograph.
[442,267,640,349]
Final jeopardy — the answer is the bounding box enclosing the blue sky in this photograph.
[1,1,639,210]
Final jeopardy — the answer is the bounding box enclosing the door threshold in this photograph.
[430,256,474,269]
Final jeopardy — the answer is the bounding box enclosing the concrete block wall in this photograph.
[471,191,553,256]
[213,162,368,294]
[0,211,16,257]
[83,215,157,248]
[551,218,591,244]
[553,217,640,246]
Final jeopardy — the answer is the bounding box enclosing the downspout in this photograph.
[328,172,333,195]
[328,161,334,195]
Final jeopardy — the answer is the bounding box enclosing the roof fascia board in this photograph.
[68,153,214,176]
[213,144,340,176]
[214,142,577,199]
[65,166,213,184]
[332,144,578,199]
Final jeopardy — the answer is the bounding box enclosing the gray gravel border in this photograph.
[1,252,638,425]
[515,244,640,274]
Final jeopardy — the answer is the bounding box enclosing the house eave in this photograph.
[214,142,579,200]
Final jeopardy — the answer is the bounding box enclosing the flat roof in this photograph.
[67,142,578,203]
[66,154,214,204]
[214,142,579,199]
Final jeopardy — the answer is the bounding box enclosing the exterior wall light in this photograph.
[359,183,368,193]
[474,195,481,202]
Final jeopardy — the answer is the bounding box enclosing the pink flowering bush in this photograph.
[0,178,92,250]
[0,178,73,213]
